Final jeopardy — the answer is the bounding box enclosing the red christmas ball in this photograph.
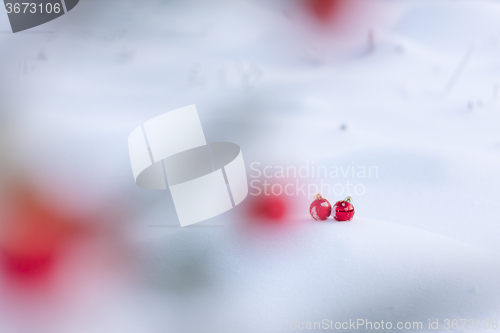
[334,197,355,222]
[309,193,332,221]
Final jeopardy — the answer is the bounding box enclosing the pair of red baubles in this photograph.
[309,194,355,222]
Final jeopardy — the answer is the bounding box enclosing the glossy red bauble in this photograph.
[334,197,355,222]
[309,193,332,221]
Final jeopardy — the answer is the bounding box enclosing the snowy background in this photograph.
[1,0,500,332]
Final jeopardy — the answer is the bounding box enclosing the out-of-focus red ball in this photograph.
[333,197,355,222]
[252,195,287,222]
[306,0,345,23]
[309,193,331,221]
[0,184,85,283]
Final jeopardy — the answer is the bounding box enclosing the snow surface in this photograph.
[1,0,500,332]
